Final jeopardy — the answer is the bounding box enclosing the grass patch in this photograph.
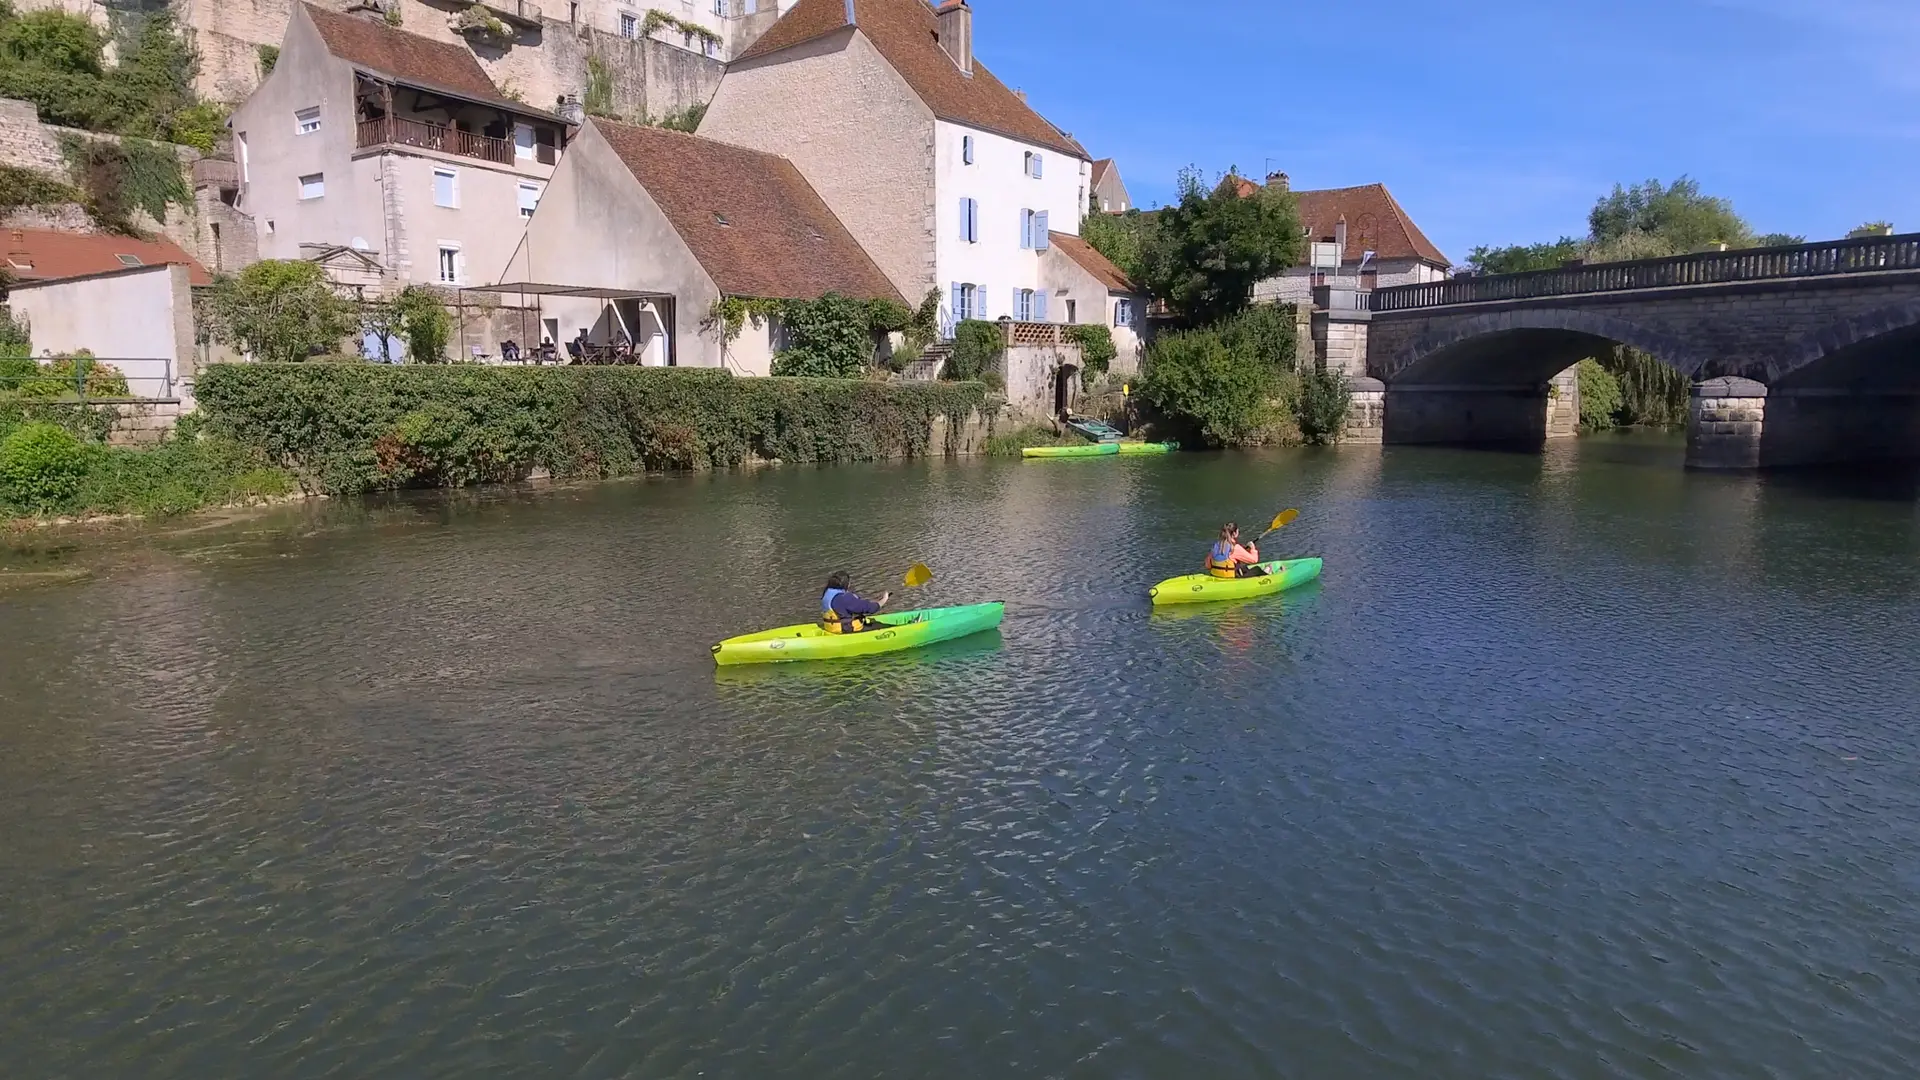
[0,419,296,523]
[983,424,1083,457]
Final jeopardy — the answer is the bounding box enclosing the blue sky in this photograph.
[973,0,1919,261]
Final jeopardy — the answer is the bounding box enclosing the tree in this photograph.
[0,9,105,74]
[1576,358,1622,430]
[1588,177,1753,255]
[1081,205,1151,283]
[1465,238,1582,275]
[1138,326,1283,447]
[392,285,452,363]
[204,260,356,363]
[1755,232,1807,248]
[1138,168,1304,326]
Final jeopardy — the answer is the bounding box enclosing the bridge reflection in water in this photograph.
[1335,233,1920,470]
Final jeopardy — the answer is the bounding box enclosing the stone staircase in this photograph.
[898,342,953,382]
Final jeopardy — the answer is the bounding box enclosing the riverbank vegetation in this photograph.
[196,365,990,495]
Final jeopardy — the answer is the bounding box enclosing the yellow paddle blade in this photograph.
[903,563,934,588]
[1267,509,1300,533]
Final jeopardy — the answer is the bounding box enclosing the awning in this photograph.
[462,282,676,301]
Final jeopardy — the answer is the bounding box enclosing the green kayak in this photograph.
[1116,441,1178,455]
[713,602,1005,665]
[1148,558,1323,606]
[1022,442,1118,459]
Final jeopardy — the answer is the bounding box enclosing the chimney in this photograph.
[1013,89,1026,104]
[1334,216,1348,254]
[936,0,972,75]
[1266,171,1289,191]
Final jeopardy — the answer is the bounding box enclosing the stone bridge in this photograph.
[1338,235,1920,468]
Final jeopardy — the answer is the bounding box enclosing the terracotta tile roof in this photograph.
[301,4,540,116]
[591,120,903,304]
[2,227,211,286]
[1291,183,1451,268]
[1090,158,1114,187]
[735,0,1086,158]
[1048,231,1136,294]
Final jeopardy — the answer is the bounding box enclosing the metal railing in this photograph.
[1371,233,1920,312]
[0,357,176,402]
[356,116,516,166]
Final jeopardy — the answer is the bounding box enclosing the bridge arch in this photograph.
[1375,308,1710,385]
[1770,300,1920,389]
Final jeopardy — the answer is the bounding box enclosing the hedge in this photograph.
[194,364,992,495]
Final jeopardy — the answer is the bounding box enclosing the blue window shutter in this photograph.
[959,198,967,241]
[1035,211,1049,249]
[1036,290,1049,321]
[952,282,963,319]
[1034,154,1043,179]
[970,199,979,242]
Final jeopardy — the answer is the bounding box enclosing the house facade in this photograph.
[229,4,572,295]
[1041,231,1147,377]
[1249,174,1452,303]
[699,0,1090,333]
[1090,158,1131,213]
[509,118,902,374]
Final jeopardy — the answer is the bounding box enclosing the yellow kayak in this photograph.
[1022,443,1118,459]
[1117,441,1178,455]
[713,603,1005,665]
[1148,558,1323,606]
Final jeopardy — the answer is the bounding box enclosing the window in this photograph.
[1014,289,1033,321]
[1065,298,1077,323]
[962,135,974,165]
[519,183,542,219]
[951,282,982,321]
[959,197,978,243]
[1025,152,1043,179]
[295,107,320,136]
[299,173,324,200]
[514,123,537,160]
[714,0,725,12]
[1115,298,1134,327]
[237,132,249,185]
[1020,209,1050,250]
[115,254,143,267]
[438,245,461,285]
[433,169,458,209]
[704,37,719,58]
[619,11,637,37]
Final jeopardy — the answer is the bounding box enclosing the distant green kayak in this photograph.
[712,603,1005,665]
[1148,558,1323,606]
[1022,443,1119,459]
[1116,441,1178,455]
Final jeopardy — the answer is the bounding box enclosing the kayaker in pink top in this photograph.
[1205,523,1268,579]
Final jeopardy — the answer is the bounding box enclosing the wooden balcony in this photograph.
[356,116,518,167]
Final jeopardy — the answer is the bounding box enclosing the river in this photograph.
[4,433,1919,1079]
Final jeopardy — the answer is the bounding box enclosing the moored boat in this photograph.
[1021,443,1119,459]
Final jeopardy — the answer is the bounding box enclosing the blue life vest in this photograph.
[1208,541,1239,579]
[820,588,865,634]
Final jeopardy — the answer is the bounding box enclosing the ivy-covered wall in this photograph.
[195,364,996,494]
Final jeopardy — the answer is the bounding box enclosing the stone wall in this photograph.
[108,401,186,446]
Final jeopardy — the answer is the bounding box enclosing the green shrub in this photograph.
[770,292,874,378]
[195,364,991,495]
[983,423,1077,457]
[1216,303,1298,370]
[0,421,89,511]
[1577,357,1623,431]
[1064,324,1116,379]
[68,433,293,518]
[392,285,452,364]
[1294,365,1351,446]
[946,319,1003,381]
[202,260,357,362]
[1138,328,1282,447]
[10,355,130,399]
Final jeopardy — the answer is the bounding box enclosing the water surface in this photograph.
[4,434,1919,1079]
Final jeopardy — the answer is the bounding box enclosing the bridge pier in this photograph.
[1382,384,1551,447]
[1686,378,1767,470]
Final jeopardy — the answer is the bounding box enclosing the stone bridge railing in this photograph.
[1371,233,1920,313]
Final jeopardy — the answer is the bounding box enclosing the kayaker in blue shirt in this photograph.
[820,571,889,634]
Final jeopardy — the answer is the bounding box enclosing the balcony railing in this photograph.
[356,116,515,166]
[1371,233,1920,313]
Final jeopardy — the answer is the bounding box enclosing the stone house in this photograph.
[1090,157,1131,213]
[1040,231,1147,376]
[698,0,1092,333]
[12,0,786,120]
[1249,174,1452,303]
[228,4,573,295]
[507,118,902,374]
